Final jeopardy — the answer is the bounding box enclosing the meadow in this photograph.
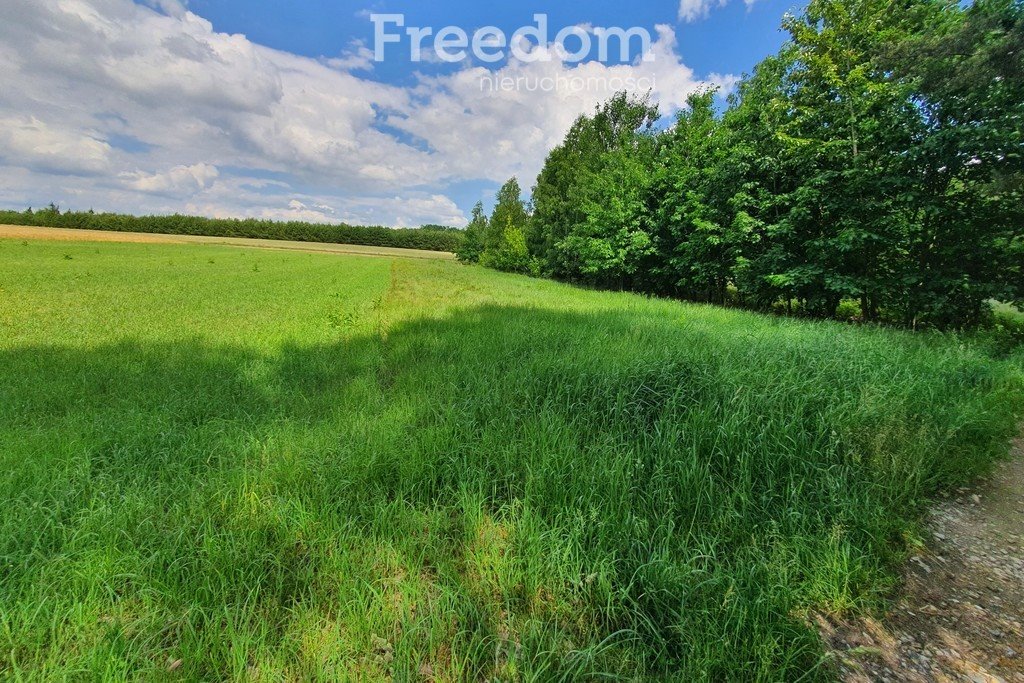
[1,237,1021,681]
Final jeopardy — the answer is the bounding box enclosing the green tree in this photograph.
[648,89,745,303]
[553,144,656,288]
[513,0,1021,330]
[456,201,488,264]
[727,0,1020,326]
[480,178,534,274]
[716,49,807,312]
[533,92,660,286]
[882,0,1024,325]
[760,0,925,319]
[479,216,534,274]
[530,130,589,262]
[487,178,529,252]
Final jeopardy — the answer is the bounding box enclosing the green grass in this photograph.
[1,238,1021,681]
[982,301,1024,361]
[992,301,1024,321]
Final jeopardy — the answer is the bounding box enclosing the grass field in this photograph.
[0,225,457,261]
[1,237,1021,681]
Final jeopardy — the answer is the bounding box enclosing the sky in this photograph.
[0,0,801,228]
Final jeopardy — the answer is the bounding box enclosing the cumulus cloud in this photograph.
[391,24,736,183]
[0,0,736,226]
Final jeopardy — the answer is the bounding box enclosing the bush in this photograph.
[479,221,536,275]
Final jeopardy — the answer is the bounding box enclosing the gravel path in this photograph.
[822,432,1024,682]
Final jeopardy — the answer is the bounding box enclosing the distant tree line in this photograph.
[461,0,1023,329]
[0,205,465,253]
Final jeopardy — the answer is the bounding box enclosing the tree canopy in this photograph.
[462,0,1023,329]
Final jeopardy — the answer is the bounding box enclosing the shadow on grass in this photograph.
[1,305,1020,680]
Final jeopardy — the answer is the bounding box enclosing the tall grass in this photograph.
[1,239,1021,680]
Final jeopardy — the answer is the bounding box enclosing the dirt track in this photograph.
[0,224,455,260]
[825,432,1024,682]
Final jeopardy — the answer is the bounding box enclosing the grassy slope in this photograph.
[1,238,1021,681]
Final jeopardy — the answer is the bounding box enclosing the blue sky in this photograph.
[0,0,802,226]
[189,0,795,77]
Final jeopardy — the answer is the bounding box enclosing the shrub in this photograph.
[479,220,535,275]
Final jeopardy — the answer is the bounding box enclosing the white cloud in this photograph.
[120,163,219,195]
[389,25,730,184]
[0,116,112,175]
[324,40,375,72]
[185,189,466,227]
[679,0,760,22]
[379,194,467,228]
[680,0,724,22]
[0,0,735,227]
